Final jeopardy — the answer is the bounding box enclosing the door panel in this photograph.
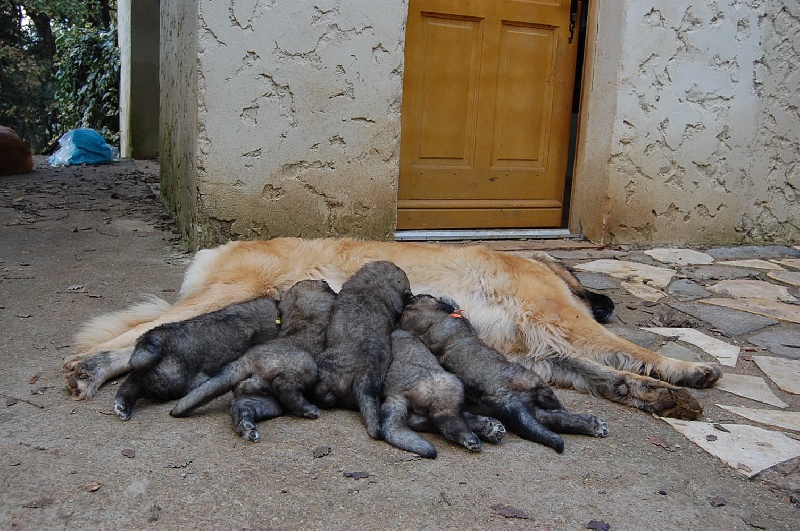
[398,0,578,230]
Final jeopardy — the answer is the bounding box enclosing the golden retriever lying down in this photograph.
[63,237,721,419]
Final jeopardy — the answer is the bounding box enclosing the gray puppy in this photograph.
[399,294,609,453]
[170,280,336,442]
[381,329,506,458]
[113,297,280,420]
[313,260,412,439]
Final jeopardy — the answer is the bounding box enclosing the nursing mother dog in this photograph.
[64,237,721,420]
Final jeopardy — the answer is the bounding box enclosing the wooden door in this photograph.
[397,0,579,229]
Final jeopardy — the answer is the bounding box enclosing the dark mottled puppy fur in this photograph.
[381,329,506,458]
[399,295,609,453]
[313,261,412,439]
[113,297,280,420]
[170,280,336,442]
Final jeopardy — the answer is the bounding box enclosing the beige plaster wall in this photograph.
[574,0,799,245]
[160,0,199,239]
[161,0,407,247]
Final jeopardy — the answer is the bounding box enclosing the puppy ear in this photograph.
[438,296,459,313]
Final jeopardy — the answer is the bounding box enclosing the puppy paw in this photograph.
[479,418,506,444]
[462,433,482,453]
[113,400,132,421]
[300,405,320,419]
[653,388,703,420]
[593,418,610,438]
[64,354,108,400]
[677,363,723,389]
[237,421,260,443]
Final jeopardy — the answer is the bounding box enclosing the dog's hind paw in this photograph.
[113,400,132,421]
[63,354,107,400]
[479,418,506,444]
[652,387,703,420]
[237,420,261,443]
[593,418,610,438]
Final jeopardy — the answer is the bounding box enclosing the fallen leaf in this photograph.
[29,374,40,385]
[313,445,331,458]
[709,496,726,507]
[83,482,101,492]
[343,471,368,479]
[712,423,731,433]
[121,448,136,459]
[490,503,530,519]
[23,498,54,509]
[647,435,675,451]
[30,386,50,395]
[705,434,718,442]
[6,398,19,406]
[587,519,611,531]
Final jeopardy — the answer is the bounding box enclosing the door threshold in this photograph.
[394,228,579,241]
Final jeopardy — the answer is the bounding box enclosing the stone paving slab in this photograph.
[668,302,778,337]
[667,279,712,301]
[747,326,800,360]
[644,248,715,265]
[715,374,790,408]
[768,270,800,287]
[574,259,676,288]
[707,279,797,302]
[661,419,800,478]
[645,328,740,366]
[701,298,800,324]
[717,405,800,433]
[682,265,761,281]
[753,357,800,394]
[705,246,800,260]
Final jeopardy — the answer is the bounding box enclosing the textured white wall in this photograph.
[576,0,799,244]
[183,0,407,245]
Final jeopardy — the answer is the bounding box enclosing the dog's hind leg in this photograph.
[271,374,320,419]
[533,408,609,438]
[170,360,254,417]
[113,372,146,420]
[461,412,506,444]
[492,397,565,453]
[381,397,437,458]
[430,412,482,453]
[64,347,135,399]
[526,356,704,420]
[230,395,285,443]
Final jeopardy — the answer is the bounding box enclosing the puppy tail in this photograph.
[356,379,384,440]
[171,361,252,417]
[381,398,437,459]
[73,296,172,351]
[128,335,164,371]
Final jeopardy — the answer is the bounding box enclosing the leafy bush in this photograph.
[52,23,119,146]
[0,42,56,152]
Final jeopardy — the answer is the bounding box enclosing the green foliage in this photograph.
[0,1,118,153]
[0,45,55,152]
[51,23,120,146]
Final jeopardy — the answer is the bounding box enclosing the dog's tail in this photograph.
[542,261,614,323]
[128,335,164,371]
[381,398,437,459]
[171,360,253,417]
[73,296,172,352]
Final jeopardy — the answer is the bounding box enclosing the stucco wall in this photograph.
[160,0,199,239]
[163,0,406,247]
[574,0,798,245]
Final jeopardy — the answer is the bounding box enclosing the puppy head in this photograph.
[399,294,472,338]
[278,279,337,319]
[348,260,413,310]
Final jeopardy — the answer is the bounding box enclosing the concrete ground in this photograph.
[1,158,798,530]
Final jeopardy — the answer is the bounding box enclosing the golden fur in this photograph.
[64,237,721,418]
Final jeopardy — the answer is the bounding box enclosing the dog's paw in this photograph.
[237,420,260,443]
[64,354,106,400]
[653,388,703,420]
[479,418,506,444]
[296,404,320,419]
[592,418,610,438]
[113,400,132,421]
[461,433,482,453]
[677,363,723,389]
